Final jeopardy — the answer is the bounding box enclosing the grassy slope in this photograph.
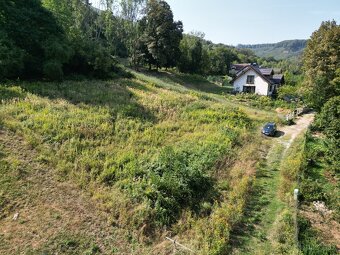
[0,71,277,254]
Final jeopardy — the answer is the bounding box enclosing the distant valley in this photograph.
[237,39,308,60]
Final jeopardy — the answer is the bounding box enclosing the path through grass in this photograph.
[231,142,286,254]
[231,114,315,254]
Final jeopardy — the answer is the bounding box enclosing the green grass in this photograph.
[230,143,287,254]
[230,131,312,255]
[132,69,281,123]
[297,132,339,253]
[300,133,339,215]
[0,71,278,254]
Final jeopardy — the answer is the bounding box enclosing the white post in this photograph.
[294,189,299,201]
[294,189,299,249]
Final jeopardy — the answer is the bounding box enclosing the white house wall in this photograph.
[233,69,270,96]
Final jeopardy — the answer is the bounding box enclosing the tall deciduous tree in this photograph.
[119,0,147,65]
[302,20,340,110]
[208,46,239,75]
[178,34,206,74]
[43,0,118,77]
[139,0,183,70]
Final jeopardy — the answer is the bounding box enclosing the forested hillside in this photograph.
[238,40,307,60]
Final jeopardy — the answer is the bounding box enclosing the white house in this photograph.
[231,64,284,96]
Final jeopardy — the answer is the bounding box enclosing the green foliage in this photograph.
[43,60,64,81]
[299,217,338,255]
[302,20,340,110]
[208,46,238,75]
[277,85,300,100]
[0,32,24,79]
[0,0,70,80]
[313,96,340,175]
[300,133,339,218]
[231,93,297,111]
[279,135,306,201]
[315,96,340,140]
[141,145,218,226]
[272,210,299,254]
[137,0,183,69]
[177,34,206,74]
[43,0,120,78]
[0,86,26,101]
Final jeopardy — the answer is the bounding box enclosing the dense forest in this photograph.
[0,0,339,254]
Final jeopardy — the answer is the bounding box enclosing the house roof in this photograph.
[231,65,275,85]
[259,68,273,76]
[231,63,251,71]
[231,64,251,75]
[271,74,284,84]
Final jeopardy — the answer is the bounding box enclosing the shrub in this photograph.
[300,179,328,202]
[43,61,64,81]
[0,34,24,79]
[277,85,299,100]
[0,86,26,101]
[315,96,340,140]
[141,145,217,226]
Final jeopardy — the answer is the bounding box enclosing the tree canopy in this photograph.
[0,0,70,80]
[302,20,340,110]
[138,0,183,69]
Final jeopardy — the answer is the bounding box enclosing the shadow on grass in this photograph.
[140,69,232,95]
[274,131,285,138]
[14,79,157,124]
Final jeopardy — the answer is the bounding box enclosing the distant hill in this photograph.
[237,39,307,60]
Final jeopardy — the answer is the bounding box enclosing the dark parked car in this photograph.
[262,122,277,136]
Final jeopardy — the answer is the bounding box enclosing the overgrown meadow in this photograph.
[0,73,273,254]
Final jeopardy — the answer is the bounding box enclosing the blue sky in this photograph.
[166,0,340,45]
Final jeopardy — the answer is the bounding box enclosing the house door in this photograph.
[243,86,255,93]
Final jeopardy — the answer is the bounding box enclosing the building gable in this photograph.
[233,68,271,95]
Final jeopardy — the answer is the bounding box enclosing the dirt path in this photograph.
[0,130,131,254]
[231,113,315,254]
[278,113,315,154]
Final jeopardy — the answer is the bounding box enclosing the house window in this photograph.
[243,86,255,93]
[246,75,255,84]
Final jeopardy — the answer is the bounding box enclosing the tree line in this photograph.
[302,20,340,175]
[0,0,263,80]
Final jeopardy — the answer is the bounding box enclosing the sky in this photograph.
[166,0,340,45]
